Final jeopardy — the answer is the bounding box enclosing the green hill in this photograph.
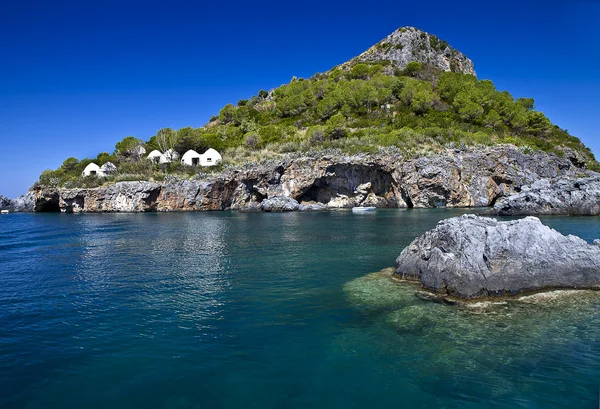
[37,27,597,189]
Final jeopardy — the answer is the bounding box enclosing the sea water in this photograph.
[1,210,600,408]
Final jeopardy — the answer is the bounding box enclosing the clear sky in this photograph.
[1,0,599,197]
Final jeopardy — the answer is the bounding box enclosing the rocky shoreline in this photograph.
[28,146,594,213]
[486,176,600,216]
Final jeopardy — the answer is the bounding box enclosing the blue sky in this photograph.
[1,0,599,197]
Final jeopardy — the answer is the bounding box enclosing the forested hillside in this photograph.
[37,27,596,189]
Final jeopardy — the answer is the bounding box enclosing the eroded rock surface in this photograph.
[395,215,600,299]
[0,192,35,212]
[487,176,600,216]
[33,146,590,213]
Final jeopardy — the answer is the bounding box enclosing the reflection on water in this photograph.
[2,209,600,409]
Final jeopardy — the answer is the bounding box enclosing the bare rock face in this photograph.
[395,215,600,299]
[351,27,476,75]
[32,146,588,213]
[260,196,300,212]
[487,177,600,216]
[0,192,35,212]
[0,195,11,210]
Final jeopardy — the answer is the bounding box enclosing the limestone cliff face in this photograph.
[0,192,35,212]
[33,146,589,213]
[350,27,476,75]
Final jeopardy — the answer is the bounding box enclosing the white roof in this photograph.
[83,163,101,172]
[147,150,163,158]
[202,148,222,159]
[181,149,200,160]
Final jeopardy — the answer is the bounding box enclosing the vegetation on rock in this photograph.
[35,27,597,189]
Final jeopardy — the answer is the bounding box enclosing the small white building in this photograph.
[181,148,222,167]
[181,149,201,166]
[82,162,101,177]
[200,148,222,167]
[147,150,166,163]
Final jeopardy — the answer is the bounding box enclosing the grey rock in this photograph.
[100,162,117,175]
[32,146,592,213]
[260,196,300,212]
[351,27,476,75]
[298,203,327,212]
[0,192,35,212]
[0,195,11,210]
[395,215,600,299]
[488,176,600,216]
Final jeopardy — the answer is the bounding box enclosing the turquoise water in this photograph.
[1,210,600,408]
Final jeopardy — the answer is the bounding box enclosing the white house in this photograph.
[200,148,222,167]
[181,148,222,167]
[181,149,201,166]
[82,162,101,177]
[147,150,166,163]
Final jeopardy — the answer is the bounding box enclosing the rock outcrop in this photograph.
[260,196,300,212]
[487,176,600,216]
[33,146,591,213]
[395,215,600,299]
[350,27,476,76]
[0,192,35,212]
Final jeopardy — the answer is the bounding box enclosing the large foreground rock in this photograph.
[395,215,600,299]
[488,176,600,216]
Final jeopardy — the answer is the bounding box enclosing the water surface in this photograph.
[1,210,600,408]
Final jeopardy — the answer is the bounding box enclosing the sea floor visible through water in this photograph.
[1,209,600,408]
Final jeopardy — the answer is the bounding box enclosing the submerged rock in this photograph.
[394,214,600,299]
[487,176,600,216]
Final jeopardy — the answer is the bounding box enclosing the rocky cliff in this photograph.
[0,192,35,212]
[33,146,590,213]
[347,26,476,75]
[487,176,600,216]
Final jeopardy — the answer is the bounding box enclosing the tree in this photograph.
[483,109,502,130]
[218,104,236,123]
[350,63,370,80]
[115,136,143,157]
[459,101,484,123]
[411,90,435,115]
[258,90,269,99]
[516,97,535,111]
[316,96,339,119]
[526,111,551,136]
[61,157,79,171]
[96,152,113,165]
[325,113,347,139]
[403,61,423,77]
[155,128,177,154]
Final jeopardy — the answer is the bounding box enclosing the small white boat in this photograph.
[1,210,9,214]
[352,206,376,214]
